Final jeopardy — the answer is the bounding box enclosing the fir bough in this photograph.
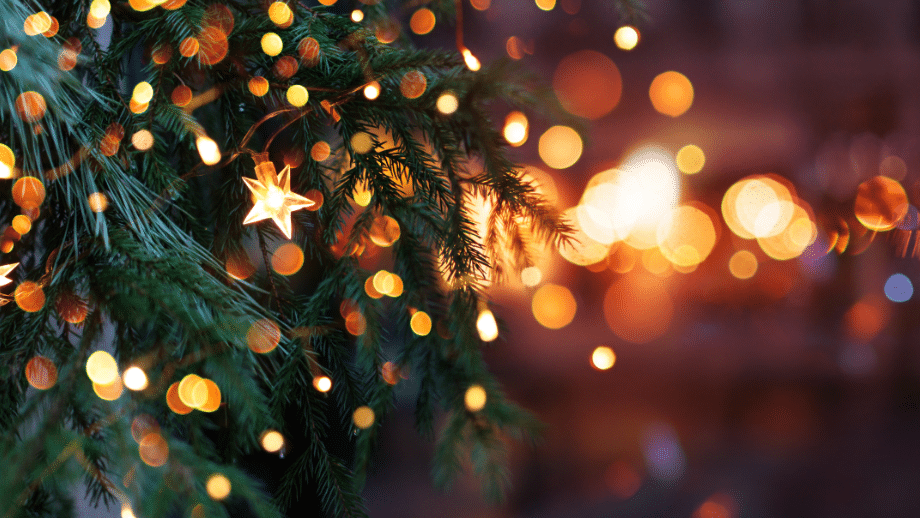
[0,1,589,516]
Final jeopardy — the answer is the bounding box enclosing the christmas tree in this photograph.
[0,0,595,516]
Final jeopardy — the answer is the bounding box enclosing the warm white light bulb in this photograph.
[196,136,221,165]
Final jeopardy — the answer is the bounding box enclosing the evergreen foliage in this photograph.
[0,0,645,516]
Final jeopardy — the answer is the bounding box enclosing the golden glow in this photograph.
[728,250,758,279]
[521,266,542,287]
[350,132,374,154]
[363,81,380,100]
[12,215,31,235]
[206,474,231,500]
[138,432,168,466]
[26,356,57,390]
[93,375,123,401]
[369,215,401,247]
[854,176,908,231]
[757,201,815,260]
[196,136,221,165]
[535,0,556,11]
[0,144,14,179]
[286,85,309,107]
[410,311,432,336]
[436,92,459,114]
[591,346,616,370]
[503,112,530,147]
[261,430,284,452]
[676,144,705,174]
[538,126,582,169]
[0,49,17,72]
[559,207,610,266]
[553,50,621,120]
[86,350,118,385]
[464,384,487,411]
[123,367,149,391]
[656,204,717,267]
[247,319,281,354]
[503,111,529,146]
[132,82,154,104]
[166,382,193,415]
[614,26,639,50]
[178,374,206,408]
[298,37,320,64]
[132,130,154,151]
[476,309,499,342]
[89,0,111,19]
[88,192,109,212]
[471,0,491,9]
[410,8,436,35]
[649,71,694,117]
[271,242,304,276]
[531,284,577,329]
[462,48,481,71]
[261,32,283,56]
[506,36,525,60]
[313,376,332,392]
[351,10,364,22]
[87,12,108,29]
[372,270,395,296]
[845,297,888,342]
[400,70,427,99]
[603,275,674,343]
[268,2,293,26]
[243,162,315,239]
[353,406,375,429]
[248,76,269,97]
[226,252,254,280]
[273,56,297,78]
[199,379,221,412]
[24,12,53,36]
[721,175,795,240]
[121,505,136,518]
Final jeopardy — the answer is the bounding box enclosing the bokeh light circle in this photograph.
[552,50,621,120]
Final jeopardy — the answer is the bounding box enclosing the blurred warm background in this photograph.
[364,1,920,517]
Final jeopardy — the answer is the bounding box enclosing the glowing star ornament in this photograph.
[243,161,314,239]
[0,263,18,287]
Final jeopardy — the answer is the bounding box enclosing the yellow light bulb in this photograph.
[436,92,459,114]
[286,85,309,107]
[464,384,487,411]
[123,366,149,391]
[363,81,380,100]
[132,82,154,104]
[614,26,640,50]
[261,430,284,452]
[476,309,498,342]
[261,32,283,56]
[462,49,481,71]
[196,136,221,165]
[86,351,118,385]
[351,10,364,22]
[89,0,111,18]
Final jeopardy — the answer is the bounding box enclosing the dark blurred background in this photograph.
[363,1,920,517]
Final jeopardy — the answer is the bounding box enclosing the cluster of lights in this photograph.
[166,374,221,414]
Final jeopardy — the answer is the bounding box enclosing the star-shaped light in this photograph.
[0,263,18,287]
[243,163,315,239]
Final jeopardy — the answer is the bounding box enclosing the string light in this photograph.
[196,136,221,165]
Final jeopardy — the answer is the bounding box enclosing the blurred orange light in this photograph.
[675,144,705,174]
[271,243,304,276]
[247,319,281,354]
[410,8,436,35]
[538,126,582,169]
[531,284,577,329]
[728,250,758,279]
[503,111,529,146]
[603,274,673,343]
[656,204,717,267]
[649,71,694,117]
[854,176,908,231]
[553,50,621,120]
